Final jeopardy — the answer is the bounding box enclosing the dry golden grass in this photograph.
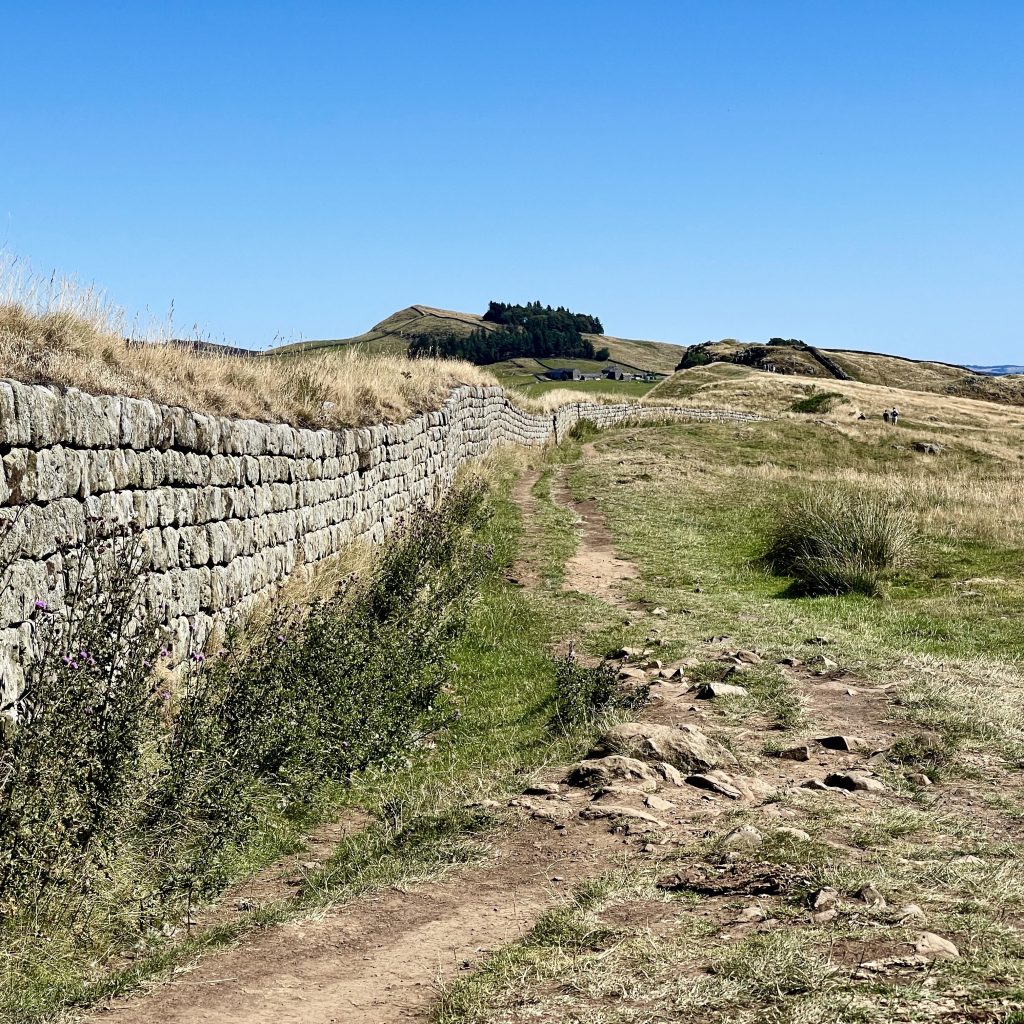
[0,260,639,427]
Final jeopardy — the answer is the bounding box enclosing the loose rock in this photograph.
[824,772,886,793]
[579,804,665,827]
[915,932,959,960]
[696,682,749,700]
[566,755,660,789]
[777,744,811,762]
[722,825,763,851]
[817,735,869,753]
[686,772,743,800]
[590,722,738,772]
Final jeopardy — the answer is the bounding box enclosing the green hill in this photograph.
[270,305,687,375]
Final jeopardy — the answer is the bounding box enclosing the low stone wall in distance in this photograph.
[0,380,757,698]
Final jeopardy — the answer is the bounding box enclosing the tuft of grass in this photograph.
[765,487,917,596]
[790,390,844,414]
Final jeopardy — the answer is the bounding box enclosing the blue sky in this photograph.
[1,1,1022,361]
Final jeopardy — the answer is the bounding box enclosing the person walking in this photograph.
[891,406,900,426]
[883,409,891,424]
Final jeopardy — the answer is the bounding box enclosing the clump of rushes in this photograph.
[789,390,843,414]
[764,487,916,596]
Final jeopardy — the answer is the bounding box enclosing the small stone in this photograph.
[777,744,811,762]
[905,772,933,787]
[651,607,669,617]
[645,794,676,812]
[817,735,869,753]
[824,772,885,793]
[807,654,839,671]
[737,906,767,923]
[722,824,763,851]
[593,784,654,802]
[579,804,666,827]
[899,903,926,922]
[859,883,886,908]
[915,932,959,960]
[618,666,648,682]
[733,650,762,664]
[805,636,832,646]
[643,659,664,671]
[801,779,844,793]
[779,656,804,668]
[653,761,685,787]
[696,682,749,700]
[812,908,838,925]
[524,782,563,796]
[686,773,743,800]
[566,755,660,789]
[772,826,812,842]
[812,887,839,911]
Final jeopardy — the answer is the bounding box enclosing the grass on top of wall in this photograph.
[0,256,646,428]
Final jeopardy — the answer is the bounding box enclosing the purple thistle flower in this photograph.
[34,599,48,611]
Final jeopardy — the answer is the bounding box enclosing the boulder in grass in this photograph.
[566,755,660,790]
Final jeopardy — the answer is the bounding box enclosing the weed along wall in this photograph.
[0,378,755,703]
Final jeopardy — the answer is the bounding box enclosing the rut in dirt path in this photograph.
[86,462,636,1024]
[555,444,639,608]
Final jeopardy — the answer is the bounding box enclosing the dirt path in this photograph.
[91,825,624,1024]
[555,444,639,606]
[86,463,636,1024]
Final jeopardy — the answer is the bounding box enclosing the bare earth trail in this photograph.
[555,443,639,606]
[87,465,641,1024]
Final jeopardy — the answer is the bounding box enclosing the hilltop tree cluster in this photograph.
[409,301,606,364]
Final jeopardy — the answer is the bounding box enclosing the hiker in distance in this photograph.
[883,409,891,424]
[891,406,900,425]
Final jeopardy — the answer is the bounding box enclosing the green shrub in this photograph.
[0,523,165,926]
[549,651,647,733]
[0,482,493,946]
[790,390,843,414]
[765,488,915,596]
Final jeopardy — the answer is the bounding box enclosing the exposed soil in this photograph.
[91,823,627,1024]
[555,445,640,607]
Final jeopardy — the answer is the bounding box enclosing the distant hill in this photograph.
[968,365,1024,376]
[665,339,1024,407]
[270,305,687,375]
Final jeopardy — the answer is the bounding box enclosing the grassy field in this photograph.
[518,377,657,399]
[437,376,1024,1023]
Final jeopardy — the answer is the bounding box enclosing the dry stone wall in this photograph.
[0,379,757,701]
